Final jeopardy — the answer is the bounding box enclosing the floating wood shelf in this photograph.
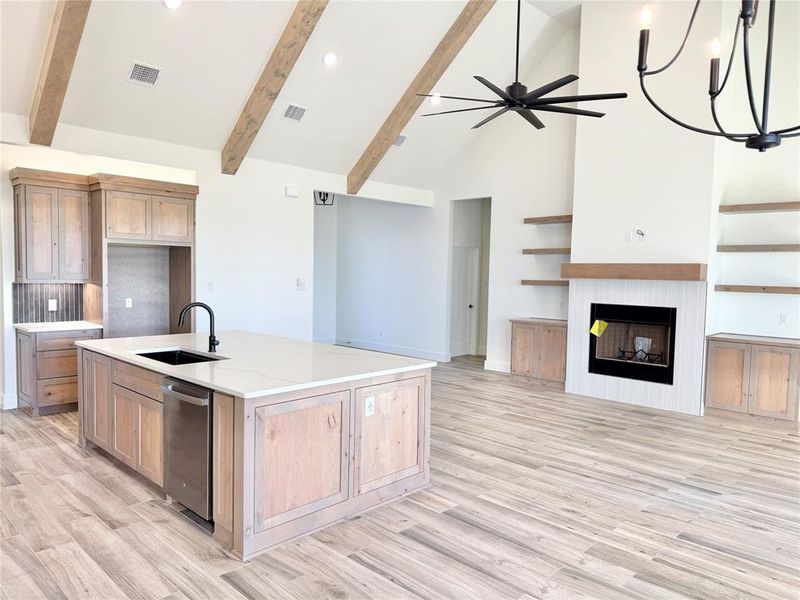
[561,263,707,281]
[719,201,800,214]
[715,284,800,295]
[717,244,800,253]
[523,214,573,225]
[521,279,569,286]
[522,247,571,255]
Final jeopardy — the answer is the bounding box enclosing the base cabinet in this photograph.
[81,351,164,486]
[16,328,101,416]
[510,319,567,387]
[706,336,799,421]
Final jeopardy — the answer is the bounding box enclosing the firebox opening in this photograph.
[588,303,677,385]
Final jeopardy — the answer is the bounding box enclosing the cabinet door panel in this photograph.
[25,186,59,280]
[253,391,349,532]
[354,377,424,495]
[137,396,163,486]
[111,385,138,468]
[106,192,151,240]
[536,326,567,382]
[705,341,750,412]
[748,345,799,420]
[511,324,536,376]
[58,189,89,280]
[152,196,193,243]
[87,354,112,450]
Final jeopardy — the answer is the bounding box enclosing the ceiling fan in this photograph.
[419,0,628,130]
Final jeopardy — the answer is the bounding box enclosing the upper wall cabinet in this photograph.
[13,183,89,282]
[106,192,194,244]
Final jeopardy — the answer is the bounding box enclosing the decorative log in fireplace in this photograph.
[589,303,677,385]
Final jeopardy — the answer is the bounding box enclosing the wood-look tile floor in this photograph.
[1,355,799,599]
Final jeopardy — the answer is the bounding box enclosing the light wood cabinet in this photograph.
[12,184,89,282]
[81,351,165,486]
[83,351,112,450]
[16,328,101,417]
[706,335,800,421]
[111,384,138,468]
[105,192,194,244]
[510,318,568,387]
[106,191,151,240]
[353,377,424,495]
[153,196,194,243]
[252,391,350,532]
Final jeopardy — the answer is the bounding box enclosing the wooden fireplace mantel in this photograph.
[560,263,708,282]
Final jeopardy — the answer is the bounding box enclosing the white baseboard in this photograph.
[483,359,510,373]
[335,338,450,363]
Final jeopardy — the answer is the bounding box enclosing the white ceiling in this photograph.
[0,0,578,187]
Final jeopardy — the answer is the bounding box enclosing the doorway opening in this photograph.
[449,197,491,358]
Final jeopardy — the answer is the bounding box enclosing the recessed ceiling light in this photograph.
[322,51,338,67]
[163,0,182,9]
[429,93,442,106]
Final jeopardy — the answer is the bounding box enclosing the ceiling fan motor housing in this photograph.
[507,82,528,101]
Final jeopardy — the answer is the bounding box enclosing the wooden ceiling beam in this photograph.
[346,0,495,195]
[29,0,92,146]
[221,0,328,175]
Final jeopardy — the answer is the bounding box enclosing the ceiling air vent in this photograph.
[283,104,307,122]
[393,134,407,147]
[128,61,160,86]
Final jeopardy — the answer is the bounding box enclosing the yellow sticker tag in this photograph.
[590,319,608,337]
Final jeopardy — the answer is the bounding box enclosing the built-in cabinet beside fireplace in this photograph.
[705,333,799,421]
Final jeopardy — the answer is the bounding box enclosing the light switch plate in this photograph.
[285,184,299,198]
[365,396,375,417]
[125,298,133,309]
[48,298,57,312]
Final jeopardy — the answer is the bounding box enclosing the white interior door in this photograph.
[450,247,480,357]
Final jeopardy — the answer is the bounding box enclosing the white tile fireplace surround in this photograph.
[565,279,707,416]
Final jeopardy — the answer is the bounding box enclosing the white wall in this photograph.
[432,25,580,372]
[0,112,428,408]
[334,195,448,361]
[312,202,338,344]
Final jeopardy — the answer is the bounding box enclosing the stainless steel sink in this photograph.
[136,350,222,366]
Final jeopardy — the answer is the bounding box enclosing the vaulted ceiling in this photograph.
[0,0,579,190]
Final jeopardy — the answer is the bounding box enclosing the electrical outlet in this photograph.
[48,298,57,312]
[365,396,375,417]
[779,313,788,325]
[378,330,384,339]
[207,282,215,293]
[624,231,632,243]
[125,298,133,309]
[296,278,306,291]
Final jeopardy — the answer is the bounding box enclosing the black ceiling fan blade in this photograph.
[514,108,545,129]
[528,92,628,106]
[421,104,504,117]
[532,105,605,118]
[416,93,501,104]
[520,74,579,102]
[474,76,514,102]
[472,107,510,129]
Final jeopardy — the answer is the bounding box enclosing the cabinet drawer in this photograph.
[38,377,78,407]
[36,329,100,351]
[112,360,163,402]
[37,349,77,379]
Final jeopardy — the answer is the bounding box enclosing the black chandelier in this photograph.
[637,0,799,151]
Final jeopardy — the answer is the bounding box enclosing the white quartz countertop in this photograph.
[14,320,103,333]
[76,331,436,399]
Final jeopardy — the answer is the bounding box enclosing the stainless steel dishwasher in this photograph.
[162,378,213,521]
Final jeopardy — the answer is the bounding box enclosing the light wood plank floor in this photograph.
[1,356,798,599]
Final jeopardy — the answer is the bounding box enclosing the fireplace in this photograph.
[588,303,677,385]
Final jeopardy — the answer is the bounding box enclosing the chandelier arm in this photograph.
[772,124,800,134]
[640,76,754,138]
[713,16,742,98]
[761,0,777,131]
[780,131,800,138]
[644,0,702,77]
[742,25,766,134]
[710,100,749,141]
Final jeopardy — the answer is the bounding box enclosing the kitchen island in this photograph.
[75,331,434,560]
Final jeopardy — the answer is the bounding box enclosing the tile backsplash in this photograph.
[13,283,84,323]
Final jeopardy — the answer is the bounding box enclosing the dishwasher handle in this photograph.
[162,381,211,407]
